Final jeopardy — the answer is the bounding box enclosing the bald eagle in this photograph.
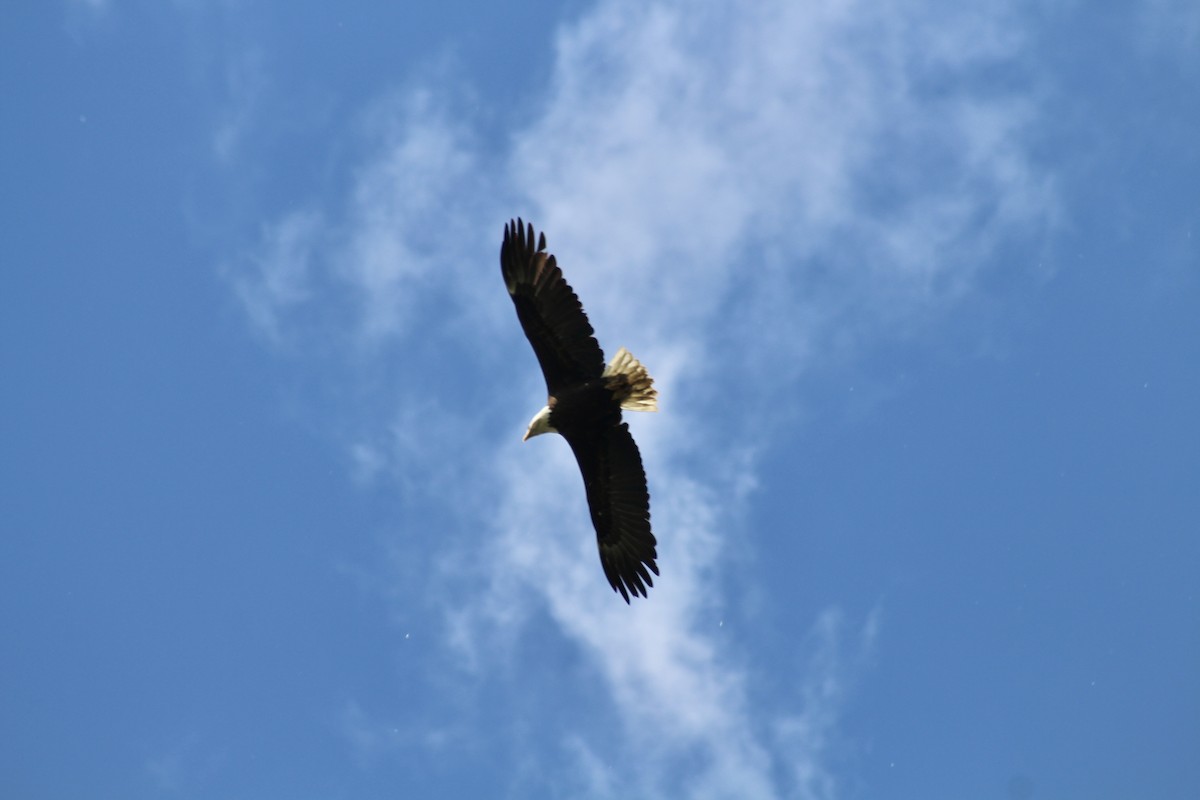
[501,219,660,602]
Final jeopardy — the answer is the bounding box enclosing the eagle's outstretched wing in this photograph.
[500,219,605,395]
[565,422,659,602]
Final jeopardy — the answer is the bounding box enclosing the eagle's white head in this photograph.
[523,405,556,441]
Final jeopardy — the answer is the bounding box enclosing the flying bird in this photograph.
[500,219,660,602]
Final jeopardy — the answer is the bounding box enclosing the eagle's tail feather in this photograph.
[603,347,658,412]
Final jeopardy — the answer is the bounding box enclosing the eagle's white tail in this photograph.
[603,347,658,412]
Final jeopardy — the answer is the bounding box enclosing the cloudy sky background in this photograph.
[3,1,1198,798]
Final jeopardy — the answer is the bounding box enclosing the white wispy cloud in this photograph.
[334,88,486,342]
[226,209,323,347]
[142,733,226,795]
[226,0,1053,796]
[212,48,268,164]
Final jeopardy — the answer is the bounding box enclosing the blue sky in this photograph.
[3,1,1198,798]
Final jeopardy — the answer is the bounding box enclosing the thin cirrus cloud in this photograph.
[228,0,1053,795]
